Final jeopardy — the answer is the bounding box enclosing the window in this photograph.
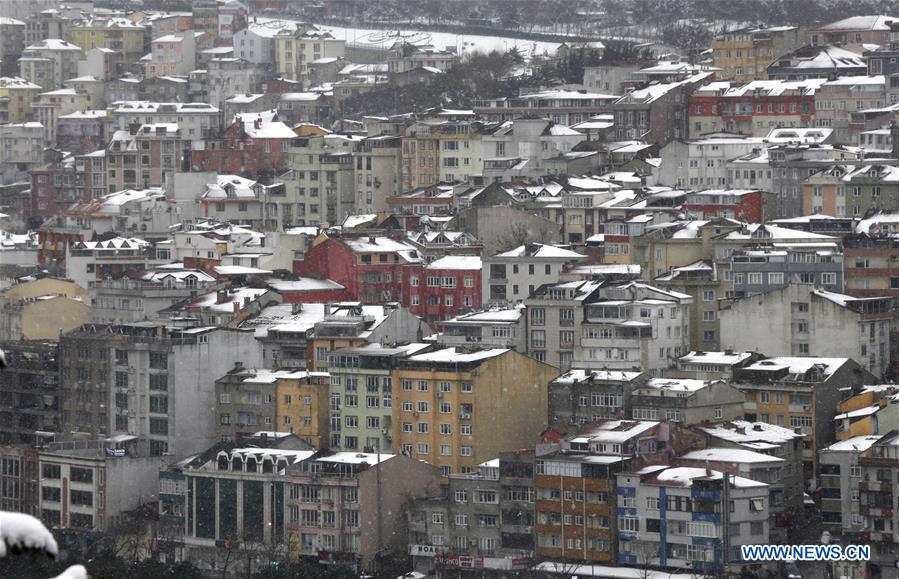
[70,467,93,483]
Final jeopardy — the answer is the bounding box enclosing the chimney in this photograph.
[233,301,240,314]
[243,296,251,308]
[233,361,244,372]
[735,425,746,435]
[324,303,332,316]
[254,117,262,129]
[292,302,303,314]
[216,289,228,304]
[368,236,376,245]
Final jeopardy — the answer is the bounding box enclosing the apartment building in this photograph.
[696,419,805,536]
[574,282,693,371]
[720,284,892,377]
[90,269,218,325]
[522,280,601,370]
[326,343,428,453]
[0,76,42,124]
[18,38,82,90]
[69,16,146,65]
[615,465,769,574]
[215,366,286,441]
[391,347,558,476]
[629,378,745,425]
[688,80,821,137]
[711,26,805,83]
[407,455,536,576]
[612,72,714,144]
[803,164,899,218]
[843,233,899,298]
[672,351,762,381]
[473,89,618,126]
[353,135,402,214]
[274,26,345,86]
[0,340,59,445]
[483,243,587,306]
[481,118,586,183]
[436,305,526,352]
[0,121,44,182]
[825,431,899,574]
[818,434,883,535]
[60,323,263,458]
[814,76,886,143]
[548,369,650,427]
[276,371,331,449]
[285,133,361,225]
[286,451,441,568]
[39,438,166,532]
[729,246,844,297]
[735,356,876,479]
[808,15,895,51]
[307,302,431,372]
[534,421,703,565]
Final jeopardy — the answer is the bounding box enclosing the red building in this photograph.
[684,189,767,222]
[190,113,295,178]
[28,154,76,228]
[689,80,818,136]
[294,235,422,304]
[408,255,482,323]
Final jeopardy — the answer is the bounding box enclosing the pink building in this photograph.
[145,31,210,78]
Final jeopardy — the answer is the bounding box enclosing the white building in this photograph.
[18,38,83,90]
[616,465,769,572]
[719,284,893,377]
[575,282,693,371]
[233,20,293,66]
[0,121,43,181]
[110,101,220,140]
[481,118,586,182]
[483,242,586,305]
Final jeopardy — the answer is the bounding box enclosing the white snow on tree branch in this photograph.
[1,512,88,578]
[51,565,88,579]
[0,511,59,558]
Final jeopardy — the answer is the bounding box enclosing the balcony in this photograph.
[859,480,891,492]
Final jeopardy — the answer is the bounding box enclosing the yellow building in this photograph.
[401,124,441,191]
[275,371,331,448]
[69,17,146,66]
[293,123,330,138]
[0,77,43,123]
[273,28,345,86]
[0,277,91,340]
[834,385,899,441]
[711,26,805,83]
[392,347,559,476]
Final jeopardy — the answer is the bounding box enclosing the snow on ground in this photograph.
[52,566,88,579]
[320,25,567,59]
[258,17,566,60]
